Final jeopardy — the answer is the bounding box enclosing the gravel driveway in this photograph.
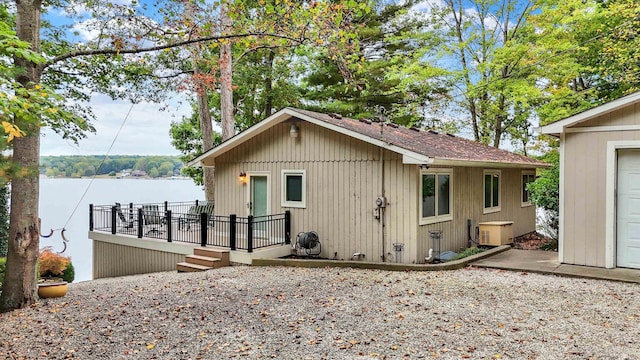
[1,266,639,359]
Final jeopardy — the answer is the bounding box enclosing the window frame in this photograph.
[483,169,501,214]
[281,170,306,208]
[419,168,453,225]
[521,170,536,207]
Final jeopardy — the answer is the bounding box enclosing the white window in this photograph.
[483,170,501,214]
[281,170,306,208]
[521,171,535,207]
[420,168,453,225]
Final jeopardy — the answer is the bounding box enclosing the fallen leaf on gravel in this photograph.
[146,343,155,349]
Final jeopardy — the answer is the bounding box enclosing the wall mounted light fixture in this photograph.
[239,171,247,184]
[290,123,299,138]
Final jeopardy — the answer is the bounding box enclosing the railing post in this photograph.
[166,210,172,243]
[111,205,117,234]
[247,215,254,253]
[229,214,237,251]
[284,210,291,245]
[200,212,207,247]
[137,208,143,238]
[164,201,168,212]
[89,204,94,231]
[128,203,134,223]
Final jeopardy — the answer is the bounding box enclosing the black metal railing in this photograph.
[90,201,291,252]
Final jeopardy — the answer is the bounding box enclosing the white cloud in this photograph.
[71,20,101,42]
[41,93,193,156]
[412,0,446,13]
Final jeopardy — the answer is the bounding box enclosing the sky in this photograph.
[36,0,461,156]
[41,94,193,156]
[39,0,197,156]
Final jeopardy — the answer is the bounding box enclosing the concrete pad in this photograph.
[472,249,560,273]
[472,248,640,284]
[556,264,640,283]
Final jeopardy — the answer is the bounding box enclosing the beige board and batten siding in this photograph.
[562,104,640,267]
[415,167,536,261]
[213,121,419,263]
[91,231,195,278]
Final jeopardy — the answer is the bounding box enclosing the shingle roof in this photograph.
[290,108,547,167]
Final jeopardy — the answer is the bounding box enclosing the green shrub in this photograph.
[62,261,75,283]
[452,247,484,260]
[528,151,559,240]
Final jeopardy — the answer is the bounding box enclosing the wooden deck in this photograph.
[97,222,286,251]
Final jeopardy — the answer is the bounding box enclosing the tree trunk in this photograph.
[264,50,274,118]
[0,0,42,312]
[493,94,506,148]
[448,0,480,142]
[186,0,215,201]
[196,79,216,201]
[220,1,235,141]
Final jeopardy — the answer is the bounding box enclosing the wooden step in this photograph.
[185,254,223,268]
[176,262,212,272]
[194,248,230,266]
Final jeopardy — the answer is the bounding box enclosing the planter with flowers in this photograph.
[37,247,74,298]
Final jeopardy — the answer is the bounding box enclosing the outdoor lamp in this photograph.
[239,171,247,184]
[290,123,299,138]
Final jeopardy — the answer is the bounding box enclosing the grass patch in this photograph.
[451,247,484,261]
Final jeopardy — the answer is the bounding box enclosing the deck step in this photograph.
[194,248,230,266]
[176,262,212,272]
[185,254,223,268]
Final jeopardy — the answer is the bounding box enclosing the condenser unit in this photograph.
[478,221,514,246]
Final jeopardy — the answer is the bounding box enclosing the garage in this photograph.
[617,149,640,269]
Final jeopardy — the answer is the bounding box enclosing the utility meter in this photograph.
[375,196,387,208]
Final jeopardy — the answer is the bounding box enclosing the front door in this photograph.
[617,149,640,269]
[250,175,268,218]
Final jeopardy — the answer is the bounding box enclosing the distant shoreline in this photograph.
[40,175,192,180]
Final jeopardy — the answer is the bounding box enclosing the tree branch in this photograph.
[44,32,306,69]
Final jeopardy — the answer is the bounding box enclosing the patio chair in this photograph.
[178,202,214,231]
[142,204,165,235]
[115,202,135,230]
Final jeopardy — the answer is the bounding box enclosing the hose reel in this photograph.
[295,231,321,256]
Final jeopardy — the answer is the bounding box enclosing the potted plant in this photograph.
[37,247,74,298]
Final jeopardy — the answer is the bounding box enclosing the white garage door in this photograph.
[617,149,640,269]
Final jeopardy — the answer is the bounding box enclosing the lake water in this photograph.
[39,178,204,282]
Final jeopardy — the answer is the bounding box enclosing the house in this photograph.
[191,108,547,264]
[131,170,147,177]
[539,91,640,270]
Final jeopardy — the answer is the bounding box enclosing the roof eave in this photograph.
[538,91,640,135]
[431,158,550,169]
[186,108,295,167]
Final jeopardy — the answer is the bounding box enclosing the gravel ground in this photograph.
[1,266,639,359]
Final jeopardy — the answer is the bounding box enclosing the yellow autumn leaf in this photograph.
[2,121,25,142]
[146,343,155,349]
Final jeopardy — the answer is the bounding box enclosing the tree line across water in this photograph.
[40,155,185,179]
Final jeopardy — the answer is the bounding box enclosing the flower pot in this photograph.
[38,281,68,298]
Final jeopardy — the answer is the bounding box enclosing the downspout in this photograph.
[380,146,386,262]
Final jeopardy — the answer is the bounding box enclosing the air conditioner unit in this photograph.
[478,221,514,246]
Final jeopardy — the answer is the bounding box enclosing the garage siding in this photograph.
[563,126,640,267]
